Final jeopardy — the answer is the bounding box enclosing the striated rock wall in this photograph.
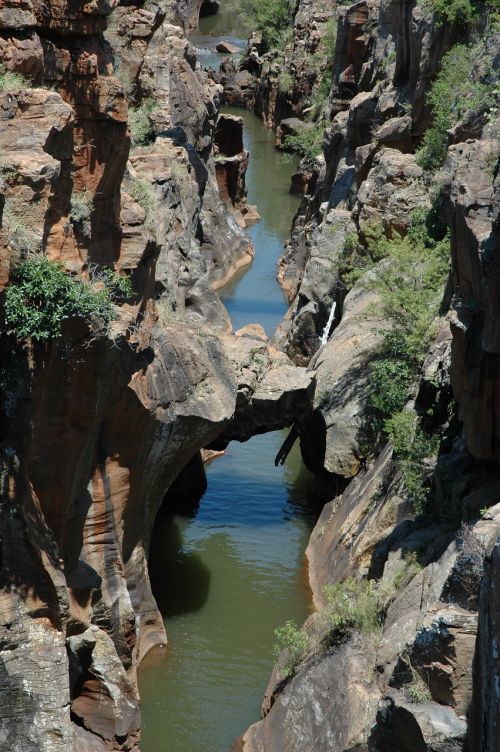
[0,1,314,749]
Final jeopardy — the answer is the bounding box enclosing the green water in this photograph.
[219,106,300,335]
[139,33,312,752]
[139,439,320,752]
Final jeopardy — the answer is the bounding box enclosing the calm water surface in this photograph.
[139,27,312,752]
[139,439,319,752]
[219,106,300,335]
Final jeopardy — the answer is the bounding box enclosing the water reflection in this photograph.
[218,107,300,335]
[149,511,211,617]
[139,434,322,752]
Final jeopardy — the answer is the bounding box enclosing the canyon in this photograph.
[0,0,499,751]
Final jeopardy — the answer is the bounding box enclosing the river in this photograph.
[138,19,319,752]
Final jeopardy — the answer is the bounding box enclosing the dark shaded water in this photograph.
[139,22,314,752]
[139,439,320,752]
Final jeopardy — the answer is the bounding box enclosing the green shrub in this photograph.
[323,578,380,637]
[251,0,290,51]
[0,64,28,93]
[405,660,432,702]
[359,209,449,511]
[420,0,475,26]
[4,257,131,341]
[3,200,41,256]
[129,178,159,234]
[69,190,93,236]
[308,16,337,115]
[393,551,422,591]
[278,70,293,95]
[416,44,497,171]
[129,98,158,146]
[370,221,449,364]
[385,410,440,513]
[340,223,388,287]
[273,620,309,678]
[368,359,413,424]
[284,121,325,160]
[322,15,338,53]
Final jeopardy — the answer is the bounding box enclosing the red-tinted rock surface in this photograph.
[0,1,314,749]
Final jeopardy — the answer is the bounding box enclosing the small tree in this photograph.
[4,257,131,341]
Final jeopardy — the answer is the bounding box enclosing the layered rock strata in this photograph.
[0,1,313,749]
[239,1,500,751]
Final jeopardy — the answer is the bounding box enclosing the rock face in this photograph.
[0,1,314,750]
[272,0,462,368]
[445,121,500,461]
[298,269,387,476]
[216,0,337,128]
[239,1,500,751]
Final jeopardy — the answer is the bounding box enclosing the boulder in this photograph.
[299,265,387,476]
[353,148,429,237]
[216,41,240,55]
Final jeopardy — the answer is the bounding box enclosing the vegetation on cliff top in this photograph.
[274,578,381,679]
[283,121,326,160]
[417,41,499,171]
[421,0,500,27]
[4,257,132,341]
[252,0,290,51]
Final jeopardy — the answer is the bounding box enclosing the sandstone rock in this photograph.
[468,536,500,751]
[241,203,260,225]
[242,633,380,752]
[376,115,412,152]
[235,323,268,342]
[0,88,74,288]
[372,691,467,752]
[0,0,36,30]
[274,208,357,366]
[353,148,429,236]
[220,333,315,443]
[215,113,245,156]
[220,68,257,109]
[299,266,387,476]
[216,41,239,55]
[0,32,43,80]
[446,119,500,461]
[70,626,140,744]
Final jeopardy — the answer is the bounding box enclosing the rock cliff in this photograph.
[0,1,313,749]
[1,0,500,749]
[237,1,500,751]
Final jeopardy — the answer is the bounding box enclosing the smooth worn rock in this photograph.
[243,633,380,752]
[216,41,239,55]
[299,266,387,476]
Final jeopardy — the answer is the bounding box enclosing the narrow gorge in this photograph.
[0,1,499,751]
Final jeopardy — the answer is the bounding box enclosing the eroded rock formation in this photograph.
[237,1,500,751]
[0,1,313,749]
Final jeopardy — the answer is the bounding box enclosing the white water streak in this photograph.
[320,302,336,347]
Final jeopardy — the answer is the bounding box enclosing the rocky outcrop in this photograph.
[240,2,500,751]
[213,113,260,233]
[298,268,386,476]
[445,119,500,461]
[217,0,337,128]
[273,0,464,367]
[274,207,356,365]
[0,1,315,749]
